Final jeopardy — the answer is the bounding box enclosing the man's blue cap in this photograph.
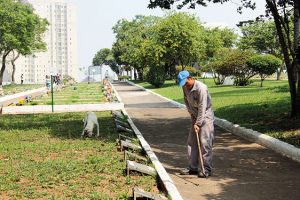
[177,70,190,87]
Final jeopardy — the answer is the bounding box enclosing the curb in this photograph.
[126,80,300,163]
[2,103,124,114]
[111,81,183,200]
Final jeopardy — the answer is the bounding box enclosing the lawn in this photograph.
[133,79,300,147]
[0,112,157,199]
[29,82,106,105]
[2,84,43,96]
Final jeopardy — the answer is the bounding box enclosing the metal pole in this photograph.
[51,75,54,112]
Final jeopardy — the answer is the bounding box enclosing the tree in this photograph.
[148,0,300,116]
[153,12,206,72]
[205,48,234,85]
[10,50,20,84]
[238,20,285,80]
[0,0,48,85]
[112,16,158,79]
[92,48,110,66]
[238,20,280,55]
[247,54,282,87]
[92,48,119,75]
[204,27,237,61]
[207,48,254,86]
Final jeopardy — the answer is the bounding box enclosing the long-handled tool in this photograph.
[196,129,206,177]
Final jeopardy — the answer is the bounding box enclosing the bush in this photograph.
[246,54,282,87]
[147,66,166,88]
[205,48,254,86]
[224,49,255,86]
[118,75,130,81]
[63,75,76,86]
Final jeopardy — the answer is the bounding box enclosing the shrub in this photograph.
[118,75,130,81]
[247,54,282,87]
[63,75,76,86]
[147,66,166,88]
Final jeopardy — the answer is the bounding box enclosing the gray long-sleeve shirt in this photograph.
[183,80,214,126]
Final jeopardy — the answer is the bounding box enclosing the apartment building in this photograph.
[4,0,78,84]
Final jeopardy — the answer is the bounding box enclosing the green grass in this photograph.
[2,84,43,96]
[133,79,300,147]
[28,83,106,105]
[0,112,157,199]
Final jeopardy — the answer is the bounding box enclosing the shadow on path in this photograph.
[113,81,300,200]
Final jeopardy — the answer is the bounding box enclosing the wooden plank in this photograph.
[133,187,168,200]
[115,118,131,129]
[112,110,124,118]
[120,140,142,152]
[118,134,137,144]
[126,160,156,176]
[116,124,134,133]
[124,150,148,163]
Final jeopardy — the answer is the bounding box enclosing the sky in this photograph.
[65,0,266,69]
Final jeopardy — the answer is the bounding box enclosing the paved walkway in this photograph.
[113,81,300,200]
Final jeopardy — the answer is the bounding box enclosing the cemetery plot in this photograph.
[1,84,43,96]
[28,82,106,105]
[0,111,158,199]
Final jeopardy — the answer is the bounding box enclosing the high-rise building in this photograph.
[4,0,78,84]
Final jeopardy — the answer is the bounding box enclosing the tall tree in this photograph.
[153,12,206,71]
[148,0,300,116]
[238,20,288,80]
[10,50,20,84]
[112,15,158,79]
[93,48,110,66]
[204,27,237,61]
[0,0,48,85]
[92,48,119,74]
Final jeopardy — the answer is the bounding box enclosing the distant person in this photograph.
[45,75,51,90]
[177,70,214,178]
[21,74,24,84]
[56,73,61,85]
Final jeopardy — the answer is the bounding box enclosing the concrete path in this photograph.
[113,81,300,200]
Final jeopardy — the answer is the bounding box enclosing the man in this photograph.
[178,70,214,178]
[21,74,24,84]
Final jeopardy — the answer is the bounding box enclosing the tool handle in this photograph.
[196,130,206,175]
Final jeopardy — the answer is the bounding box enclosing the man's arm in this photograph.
[183,88,195,121]
[195,87,207,127]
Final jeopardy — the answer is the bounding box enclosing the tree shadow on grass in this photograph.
[0,112,118,142]
[215,99,300,147]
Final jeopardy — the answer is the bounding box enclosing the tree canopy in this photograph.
[0,0,48,85]
[148,0,300,116]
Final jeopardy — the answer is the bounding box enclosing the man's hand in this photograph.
[194,124,200,134]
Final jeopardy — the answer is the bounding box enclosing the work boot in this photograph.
[198,171,211,178]
[179,168,198,175]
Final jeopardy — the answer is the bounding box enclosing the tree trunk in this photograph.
[0,51,11,86]
[11,51,20,84]
[293,0,300,116]
[266,0,298,116]
[276,62,284,80]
